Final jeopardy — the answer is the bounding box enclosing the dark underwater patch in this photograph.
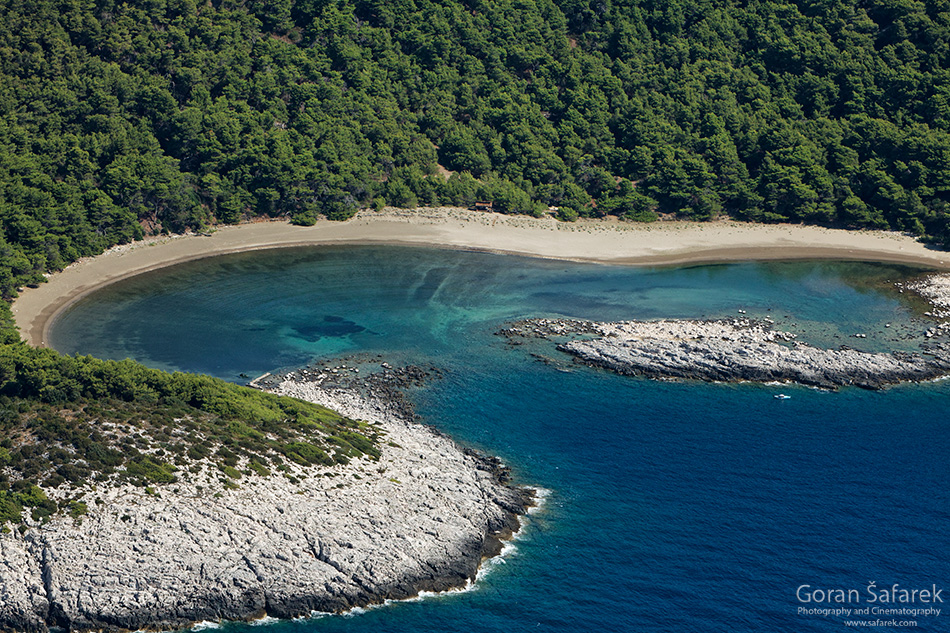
[292,315,367,341]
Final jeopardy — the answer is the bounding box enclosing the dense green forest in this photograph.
[1,0,949,300]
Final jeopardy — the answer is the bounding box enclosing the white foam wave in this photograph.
[476,547,512,581]
[527,486,552,514]
[190,621,220,631]
[412,578,476,601]
[292,610,329,622]
[343,606,369,617]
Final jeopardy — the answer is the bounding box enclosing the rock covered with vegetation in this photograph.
[2,0,950,299]
[0,379,531,632]
[501,317,950,390]
[0,333,381,527]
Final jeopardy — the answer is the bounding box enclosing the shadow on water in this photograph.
[290,316,370,342]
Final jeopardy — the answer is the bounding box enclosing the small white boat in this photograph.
[774,393,791,400]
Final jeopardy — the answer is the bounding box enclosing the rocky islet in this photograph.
[499,272,950,390]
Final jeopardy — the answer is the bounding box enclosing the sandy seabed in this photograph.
[12,207,950,347]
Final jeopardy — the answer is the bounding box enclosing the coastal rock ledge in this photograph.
[501,318,950,390]
[0,384,532,633]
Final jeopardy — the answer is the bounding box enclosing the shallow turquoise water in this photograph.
[51,247,950,632]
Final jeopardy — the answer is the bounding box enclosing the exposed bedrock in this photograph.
[0,385,532,632]
[501,318,950,390]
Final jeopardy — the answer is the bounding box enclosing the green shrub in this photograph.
[220,465,242,480]
[283,442,333,467]
[124,457,177,485]
[248,460,271,477]
[0,492,22,524]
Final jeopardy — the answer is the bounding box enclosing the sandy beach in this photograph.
[12,207,950,347]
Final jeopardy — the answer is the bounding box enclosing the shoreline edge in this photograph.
[12,207,950,348]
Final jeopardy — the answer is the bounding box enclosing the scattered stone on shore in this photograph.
[252,355,444,423]
[901,273,950,318]
[899,272,950,338]
[499,317,950,390]
[0,366,533,633]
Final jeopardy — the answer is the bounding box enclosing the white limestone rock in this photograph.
[0,387,530,632]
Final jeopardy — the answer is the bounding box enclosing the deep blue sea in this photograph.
[51,247,950,632]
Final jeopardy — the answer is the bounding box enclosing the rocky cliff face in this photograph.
[501,318,950,390]
[0,385,532,632]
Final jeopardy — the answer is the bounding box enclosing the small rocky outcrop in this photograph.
[501,318,950,390]
[0,384,532,632]
[899,272,950,338]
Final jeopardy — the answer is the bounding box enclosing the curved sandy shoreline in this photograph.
[12,207,950,347]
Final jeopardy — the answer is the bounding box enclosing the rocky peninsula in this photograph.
[501,317,950,390]
[0,369,533,633]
